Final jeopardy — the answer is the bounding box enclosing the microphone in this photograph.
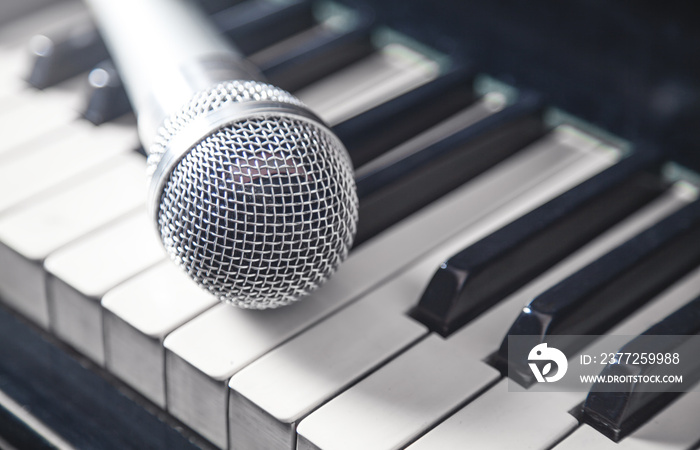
[85,0,358,309]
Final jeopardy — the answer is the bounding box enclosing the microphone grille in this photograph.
[149,81,358,309]
[147,80,304,178]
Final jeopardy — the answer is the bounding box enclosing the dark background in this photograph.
[365,0,700,171]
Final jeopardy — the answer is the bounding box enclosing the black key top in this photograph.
[255,15,376,92]
[212,0,315,56]
[353,92,546,245]
[336,66,476,168]
[495,199,700,386]
[412,156,665,337]
[581,295,700,441]
[82,60,132,125]
[27,18,109,89]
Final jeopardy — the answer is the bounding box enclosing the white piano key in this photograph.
[554,393,700,450]
[295,333,501,450]
[405,378,578,450]
[0,152,144,327]
[0,78,86,158]
[44,210,165,365]
[0,46,31,97]
[296,43,440,126]
[0,152,145,259]
[0,0,66,27]
[228,126,617,450]
[102,262,219,407]
[406,253,700,450]
[0,1,85,48]
[0,115,138,214]
[163,125,618,449]
[228,277,428,450]
[297,177,698,450]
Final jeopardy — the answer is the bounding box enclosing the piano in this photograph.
[1,0,699,448]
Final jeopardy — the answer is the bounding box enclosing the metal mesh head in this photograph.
[150,81,358,308]
[147,80,305,177]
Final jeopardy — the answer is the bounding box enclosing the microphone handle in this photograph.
[84,0,262,148]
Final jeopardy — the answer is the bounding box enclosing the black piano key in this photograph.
[212,0,315,56]
[411,158,666,337]
[353,92,546,245]
[581,295,700,441]
[495,200,700,386]
[336,66,476,168]
[26,18,109,89]
[82,60,132,125]
[255,15,375,93]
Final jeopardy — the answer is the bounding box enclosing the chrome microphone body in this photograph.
[86,0,358,308]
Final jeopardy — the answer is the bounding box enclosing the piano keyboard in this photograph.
[1,0,699,449]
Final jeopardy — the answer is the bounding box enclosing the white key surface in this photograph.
[44,210,165,364]
[0,152,145,326]
[407,378,578,450]
[44,210,164,299]
[0,1,85,48]
[0,152,145,260]
[102,262,218,406]
[0,46,30,97]
[0,116,138,214]
[0,78,86,158]
[554,392,700,450]
[296,333,500,450]
[103,261,218,341]
[0,0,63,27]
